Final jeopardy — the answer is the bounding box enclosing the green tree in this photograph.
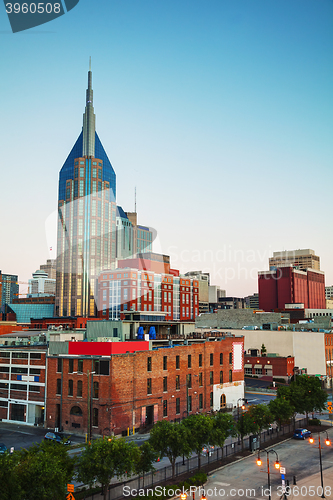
[247,404,272,443]
[269,397,295,430]
[77,437,139,500]
[293,375,328,422]
[211,412,235,450]
[277,384,303,429]
[0,451,23,500]
[149,420,191,477]
[182,414,214,470]
[235,412,257,451]
[260,344,267,356]
[135,441,159,487]
[17,440,75,500]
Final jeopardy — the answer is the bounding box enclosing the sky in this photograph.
[0,0,332,296]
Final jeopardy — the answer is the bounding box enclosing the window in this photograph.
[70,406,82,416]
[12,367,28,374]
[163,376,167,392]
[163,400,168,417]
[31,353,42,360]
[93,381,99,399]
[199,354,202,367]
[78,360,83,373]
[245,368,252,375]
[29,385,40,393]
[255,368,262,375]
[188,355,192,368]
[12,352,28,359]
[93,360,109,375]
[176,375,180,390]
[229,370,233,383]
[147,357,152,372]
[199,372,203,387]
[30,369,41,375]
[11,384,27,391]
[220,371,223,384]
[163,356,167,371]
[210,353,213,366]
[93,408,98,427]
[68,379,73,396]
[199,393,203,410]
[176,356,180,370]
[210,392,213,407]
[57,358,62,373]
[210,371,213,385]
[220,394,226,408]
[77,380,82,397]
[229,352,233,365]
[188,395,192,412]
[187,373,192,388]
[176,397,180,414]
[220,353,223,365]
[56,378,61,395]
[68,359,73,373]
[147,378,152,395]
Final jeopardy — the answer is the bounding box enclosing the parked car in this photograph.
[0,443,7,454]
[201,444,214,456]
[44,432,71,445]
[293,428,312,440]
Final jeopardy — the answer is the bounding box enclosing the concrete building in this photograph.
[28,270,56,297]
[209,285,226,304]
[39,259,56,280]
[325,286,333,299]
[269,249,320,271]
[245,293,259,309]
[196,309,289,330]
[184,271,209,314]
[56,64,117,318]
[46,335,244,436]
[258,266,325,311]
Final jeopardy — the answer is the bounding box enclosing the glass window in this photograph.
[220,353,223,365]
[147,357,152,372]
[220,371,223,384]
[187,373,192,388]
[199,393,203,409]
[176,375,180,390]
[78,360,83,373]
[199,372,203,387]
[147,378,152,395]
[210,371,213,385]
[93,408,98,427]
[176,397,180,414]
[77,380,82,397]
[68,359,73,373]
[229,370,233,383]
[176,355,180,370]
[210,353,214,366]
[80,167,84,177]
[210,392,213,407]
[56,378,61,395]
[68,379,73,396]
[188,395,192,413]
[163,356,167,371]
[98,169,102,179]
[163,376,167,392]
[57,358,62,373]
[93,381,99,399]
[163,400,167,417]
[199,353,202,367]
[229,352,233,365]
[188,355,192,369]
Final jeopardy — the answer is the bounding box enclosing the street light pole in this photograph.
[256,448,280,500]
[309,431,331,499]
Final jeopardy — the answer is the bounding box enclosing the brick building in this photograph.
[258,266,325,311]
[244,354,294,381]
[46,336,244,437]
[97,269,199,322]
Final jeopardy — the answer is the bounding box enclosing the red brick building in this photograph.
[244,354,294,381]
[46,336,244,436]
[258,266,325,312]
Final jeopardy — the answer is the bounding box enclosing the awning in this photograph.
[264,365,272,369]
[244,364,252,368]
[255,364,262,369]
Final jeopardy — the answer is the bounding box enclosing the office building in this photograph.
[325,286,333,299]
[56,64,117,318]
[28,270,56,297]
[184,271,209,314]
[269,249,320,271]
[258,266,325,311]
[0,271,19,306]
[39,259,56,280]
[126,211,153,254]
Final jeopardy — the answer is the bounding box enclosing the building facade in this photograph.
[46,337,244,436]
[56,66,117,318]
[269,249,320,271]
[28,270,56,297]
[244,354,294,381]
[40,259,57,280]
[97,268,199,321]
[0,271,19,307]
[258,266,325,311]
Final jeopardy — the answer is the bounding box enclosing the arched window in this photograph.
[220,394,226,409]
[70,406,82,416]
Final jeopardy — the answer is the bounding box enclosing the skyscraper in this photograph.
[56,62,117,317]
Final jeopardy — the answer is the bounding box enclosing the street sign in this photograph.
[280,467,286,474]
[67,485,74,492]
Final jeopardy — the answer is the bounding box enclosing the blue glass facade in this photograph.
[58,131,116,202]
[8,303,55,323]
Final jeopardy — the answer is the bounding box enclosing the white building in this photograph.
[28,270,56,297]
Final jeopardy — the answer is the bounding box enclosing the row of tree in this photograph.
[0,375,327,500]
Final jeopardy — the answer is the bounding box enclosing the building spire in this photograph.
[82,57,95,157]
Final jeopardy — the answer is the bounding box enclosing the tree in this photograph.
[247,404,272,443]
[260,344,267,356]
[269,397,295,430]
[135,441,159,487]
[0,451,23,500]
[149,420,191,477]
[235,412,257,451]
[211,412,235,450]
[17,440,76,500]
[293,375,327,422]
[182,414,214,470]
[77,437,139,500]
[277,384,303,429]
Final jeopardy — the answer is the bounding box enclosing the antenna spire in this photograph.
[135,186,137,213]
[82,59,96,157]
[89,56,91,72]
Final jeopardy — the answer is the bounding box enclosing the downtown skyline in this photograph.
[1,0,332,296]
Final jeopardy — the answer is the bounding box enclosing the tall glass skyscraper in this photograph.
[56,64,117,317]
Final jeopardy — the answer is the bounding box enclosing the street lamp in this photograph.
[73,369,95,443]
[256,448,281,500]
[309,431,331,498]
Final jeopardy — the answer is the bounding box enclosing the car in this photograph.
[44,432,72,445]
[293,428,312,440]
[201,444,214,456]
[0,443,7,454]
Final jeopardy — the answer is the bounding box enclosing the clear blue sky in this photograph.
[1,0,332,296]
